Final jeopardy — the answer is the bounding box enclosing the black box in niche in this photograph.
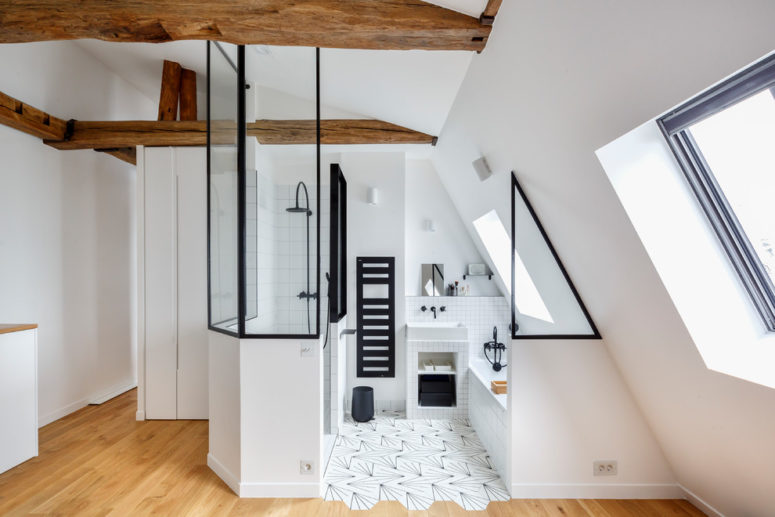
[421,379,453,393]
[418,374,455,407]
[419,392,454,407]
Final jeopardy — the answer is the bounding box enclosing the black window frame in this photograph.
[657,54,775,332]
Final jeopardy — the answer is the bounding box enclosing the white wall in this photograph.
[598,120,775,514]
[434,0,775,513]
[404,159,498,297]
[0,42,155,425]
[343,152,406,408]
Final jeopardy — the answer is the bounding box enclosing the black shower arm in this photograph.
[294,181,310,209]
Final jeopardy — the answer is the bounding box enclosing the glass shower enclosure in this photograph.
[207,42,323,340]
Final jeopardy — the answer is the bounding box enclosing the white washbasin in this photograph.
[406,321,468,341]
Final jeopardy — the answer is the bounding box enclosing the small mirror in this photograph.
[421,263,444,296]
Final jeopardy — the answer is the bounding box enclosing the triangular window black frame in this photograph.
[511,172,601,339]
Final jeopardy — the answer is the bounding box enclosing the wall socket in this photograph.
[300,460,315,475]
[593,460,618,476]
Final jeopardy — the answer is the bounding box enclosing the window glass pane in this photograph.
[688,89,775,283]
[208,43,239,332]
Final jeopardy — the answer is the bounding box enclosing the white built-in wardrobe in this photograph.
[137,146,208,420]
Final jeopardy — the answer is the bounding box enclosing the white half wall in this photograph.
[207,333,323,498]
[0,41,155,426]
[433,0,775,512]
[404,159,498,297]
[208,331,241,494]
[239,337,322,497]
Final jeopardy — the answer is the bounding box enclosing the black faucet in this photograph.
[431,306,437,319]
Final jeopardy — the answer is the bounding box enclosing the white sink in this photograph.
[406,321,468,341]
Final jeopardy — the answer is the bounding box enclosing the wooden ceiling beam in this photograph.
[158,60,182,121]
[43,119,436,149]
[480,0,503,25]
[251,119,437,145]
[0,90,138,166]
[0,91,67,140]
[179,69,198,121]
[94,147,138,166]
[0,0,492,51]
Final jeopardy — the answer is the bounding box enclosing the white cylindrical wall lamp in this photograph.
[426,219,437,232]
[367,187,379,205]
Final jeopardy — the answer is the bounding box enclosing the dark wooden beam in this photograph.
[480,0,503,25]
[95,147,137,165]
[158,60,182,121]
[179,69,198,121]
[0,90,67,140]
[0,0,491,51]
[44,119,436,149]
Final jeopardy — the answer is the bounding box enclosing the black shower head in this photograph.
[287,181,312,215]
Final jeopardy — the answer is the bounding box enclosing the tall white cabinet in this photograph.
[0,325,37,474]
[138,147,208,420]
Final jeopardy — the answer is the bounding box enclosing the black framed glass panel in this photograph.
[207,42,240,335]
[511,173,600,339]
[207,43,321,338]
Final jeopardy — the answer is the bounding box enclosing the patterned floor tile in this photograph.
[323,413,509,511]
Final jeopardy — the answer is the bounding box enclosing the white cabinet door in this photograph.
[144,147,178,419]
[0,329,37,474]
[143,147,208,420]
[175,148,208,419]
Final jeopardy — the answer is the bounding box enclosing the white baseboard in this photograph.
[680,484,725,517]
[239,481,322,498]
[510,483,683,499]
[89,381,137,405]
[207,453,240,496]
[207,454,320,498]
[39,398,90,427]
[135,410,146,421]
[39,381,138,428]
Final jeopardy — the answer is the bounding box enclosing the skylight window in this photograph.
[473,209,553,322]
[659,55,775,331]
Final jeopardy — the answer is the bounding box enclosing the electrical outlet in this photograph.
[593,460,618,476]
[300,343,314,358]
[300,460,315,475]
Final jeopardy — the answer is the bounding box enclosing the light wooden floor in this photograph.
[0,390,705,516]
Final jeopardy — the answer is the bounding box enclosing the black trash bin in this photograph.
[351,386,374,423]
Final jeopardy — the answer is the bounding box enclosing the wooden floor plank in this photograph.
[0,390,706,516]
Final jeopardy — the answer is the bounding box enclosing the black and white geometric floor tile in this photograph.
[323,412,509,511]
